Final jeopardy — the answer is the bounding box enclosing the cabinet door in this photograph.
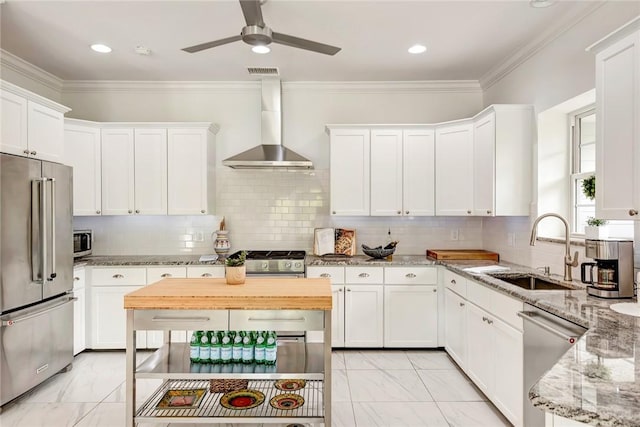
[595,32,640,220]
[344,285,383,347]
[435,122,474,216]
[167,128,209,215]
[492,318,523,427]
[329,128,370,216]
[27,100,64,163]
[134,128,167,215]
[465,303,494,396]
[64,123,102,215]
[73,286,86,355]
[331,285,345,347]
[384,285,437,347]
[370,129,403,216]
[403,129,435,216]
[0,90,28,156]
[473,111,496,216]
[90,285,144,349]
[101,128,135,215]
[444,288,466,368]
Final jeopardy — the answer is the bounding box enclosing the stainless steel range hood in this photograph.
[222,79,313,169]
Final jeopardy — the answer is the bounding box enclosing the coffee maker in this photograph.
[581,239,634,298]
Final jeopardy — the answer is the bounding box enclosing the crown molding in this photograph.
[1,79,70,113]
[0,49,64,93]
[283,80,482,94]
[480,2,606,90]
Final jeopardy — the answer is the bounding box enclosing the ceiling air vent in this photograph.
[247,66,280,76]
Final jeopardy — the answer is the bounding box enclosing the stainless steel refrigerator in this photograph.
[0,153,74,406]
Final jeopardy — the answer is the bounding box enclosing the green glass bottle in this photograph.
[254,331,266,364]
[232,331,244,363]
[242,331,255,364]
[264,331,277,365]
[190,331,202,362]
[220,331,233,364]
[210,331,222,364]
[198,330,211,363]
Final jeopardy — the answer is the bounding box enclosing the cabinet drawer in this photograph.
[490,290,524,331]
[146,267,187,284]
[385,267,437,285]
[92,267,146,286]
[73,267,86,290]
[229,310,324,331]
[345,267,384,284]
[134,309,229,330]
[466,280,492,310]
[306,266,345,284]
[187,266,225,279]
[443,269,467,297]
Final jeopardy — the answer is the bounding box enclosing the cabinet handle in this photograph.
[113,274,124,279]
[247,317,306,322]
[467,210,472,214]
[201,210,206,214]
[332,211,336,215]
[486,210,492,214]
[152,316,210,322]
[135,209,140,214]
[128,210,133,214]
[23,149,30,154]
[160,273,172,278]
[358,272,369,278]
[406,210,409,215]
[397,210,401,215]
[459,302,465,307]
[346,288,352,292]
[450,279,456,285]
[338,288,343,292]
[74,277,80,281]
[201,273,213,277]
[320,273,331,278]
[96,210,101,214]
[482,316,488,322]
[629,209,638,216]
[30,151,37,155]
[405,273,416,278]
[487,319,494,325]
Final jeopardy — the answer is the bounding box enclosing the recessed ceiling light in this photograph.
[408,44,427,54]
[91,43,112,53]
[529,0,555,8]
[252,45,271,54]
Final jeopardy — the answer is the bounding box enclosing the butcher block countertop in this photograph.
[123,277,332,310]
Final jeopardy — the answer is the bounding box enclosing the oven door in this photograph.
[245,273,306,342]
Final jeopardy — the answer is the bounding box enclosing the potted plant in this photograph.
[225,250,247,285]
[582,175,596,200]
[585,217,609,239]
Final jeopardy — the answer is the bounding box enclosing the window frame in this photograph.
[570,106,596,236]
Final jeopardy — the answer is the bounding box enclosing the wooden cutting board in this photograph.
[426,249,499,261]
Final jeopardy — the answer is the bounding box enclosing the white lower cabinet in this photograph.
[444,288,467,368]
[331,285,345,347]
[344,284,384,347]
[465,303,494,394]
[384,285,438,347]
[492,315,523,426]
[73,267,86,355]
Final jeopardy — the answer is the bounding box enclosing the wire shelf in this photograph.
[136,378,324,422]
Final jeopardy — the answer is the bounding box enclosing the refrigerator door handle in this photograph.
[31,178,46,283]
[48,178,56,281]
[1,297,77,327]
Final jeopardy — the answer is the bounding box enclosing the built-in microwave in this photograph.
[73,230,92,258]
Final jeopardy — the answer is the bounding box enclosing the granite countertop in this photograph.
[74,255,224,267]
[305,254,435,266]
[443,261,640,427]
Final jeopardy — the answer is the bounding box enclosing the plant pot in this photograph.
[585,225,609,239]
[225,265,246,285]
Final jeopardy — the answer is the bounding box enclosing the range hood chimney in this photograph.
[222,79,313,169]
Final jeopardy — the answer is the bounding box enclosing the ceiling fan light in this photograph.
[91,43,112,53]
[408,44,427,54]
[252,45,271,54]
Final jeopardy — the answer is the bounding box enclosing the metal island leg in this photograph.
[125,309,136,427]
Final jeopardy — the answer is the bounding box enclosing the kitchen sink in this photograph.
[486,273,574,291]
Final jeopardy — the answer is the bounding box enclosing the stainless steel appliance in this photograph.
[73,229,92,258]
[229,250,306,341]
[580,239,634,299]
[518,304,587,427]
[1,153,74,407]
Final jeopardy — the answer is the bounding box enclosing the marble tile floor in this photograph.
[0,349,511,427]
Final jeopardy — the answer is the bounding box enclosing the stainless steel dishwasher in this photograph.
[517,304,587,427]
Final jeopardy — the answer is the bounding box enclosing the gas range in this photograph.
[230,250,306,275]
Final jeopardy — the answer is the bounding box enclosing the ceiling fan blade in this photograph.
[272,32,341,56]
[182,35,242,53]
[239,0,265,27]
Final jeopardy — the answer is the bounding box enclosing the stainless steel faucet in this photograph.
[529,213,579,282]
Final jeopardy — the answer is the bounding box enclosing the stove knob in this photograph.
[261,262,269,270]
[285,262,292,269]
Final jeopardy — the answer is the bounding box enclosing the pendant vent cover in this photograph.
[247,66,280,76]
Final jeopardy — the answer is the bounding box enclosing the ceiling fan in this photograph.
[181,0,341,55]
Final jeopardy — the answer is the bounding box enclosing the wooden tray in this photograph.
[426,249,499,261]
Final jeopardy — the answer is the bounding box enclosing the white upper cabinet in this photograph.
[1,80,70,163]
[370,129,403,216]
[101,128,135,215]
[590,27,640,220]
[435,121,474,216]
[403,128,435,216]
[328,127,370,216]
[134,128,167,215]
[473,106,533,217]
[167,126,216,215]
[64,120,102,215]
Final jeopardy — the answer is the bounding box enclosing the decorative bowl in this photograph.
[362,245,396,259]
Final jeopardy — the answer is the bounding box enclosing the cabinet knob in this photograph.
[397,210,401,215]
[135,209,140,214]
[459,302,465,307]
[320,273,331,278]
[346,288,351,292]
[629,209,638,216]
[487,319,494,325]
[467,210,472,214]
[405,210,409,215]
[113,274,124,279]
[451,279,456,285]
[332,211,336,215]
[23,149,30,154]
[433,288,437,292]
[482,316,488,322]
[96,210,101,214]
[160,273,172,278]
[358,272,370,278]
[201,210,206,214]
[405,273,416,278]
[30,151,37,155]
[338,288,343,292]
[74,277,80,281]
[128,210,133,214]
[486,210,492,214]
[201,273,213,277]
